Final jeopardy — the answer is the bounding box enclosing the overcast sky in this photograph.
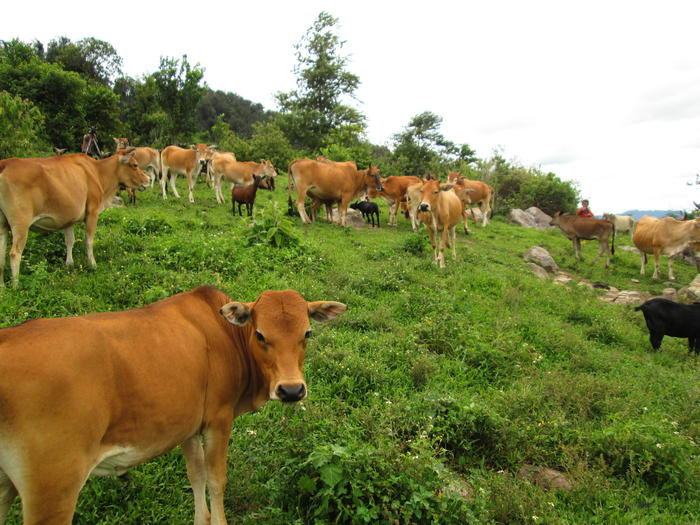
[5,0,700,213]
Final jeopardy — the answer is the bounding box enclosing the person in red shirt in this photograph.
[576,199,594,218]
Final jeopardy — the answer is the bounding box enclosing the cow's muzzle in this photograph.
[276,383,306,402]
[419,203,430,212]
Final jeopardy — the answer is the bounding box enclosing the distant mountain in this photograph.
[617,209,684,220]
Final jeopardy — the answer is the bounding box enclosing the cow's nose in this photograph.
[419,203,429,212]
[276,383,306,402]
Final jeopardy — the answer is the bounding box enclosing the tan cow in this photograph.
[550,212,616,267]
[417,180,464,268]
[288,158,383,226]
[633,216,700,279]
[405,181,426,232]
[211,156,277,204]
[603,213,635,235]
[0,285,346,524]
[0,150,149,286]
[161,144,215,203]
[367,175,423,226]
[447,172,495,229]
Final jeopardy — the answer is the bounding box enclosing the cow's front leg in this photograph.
[182,435,210,525]
[187,171,196,203]
[85,212,98,268]
[64,225,75,267]
[204,419,234,525]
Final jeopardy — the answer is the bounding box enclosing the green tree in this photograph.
[151,55,205,144]
[45,37,123,86]
[196,88,271,137]
[387,112,458,177]
[275,11,365,152]
[0,90,48,158]
[0,40,120,148]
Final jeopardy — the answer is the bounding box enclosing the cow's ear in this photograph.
[308,301,347,322]
[220,302,253,326]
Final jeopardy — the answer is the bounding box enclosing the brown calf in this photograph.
[447,172,495,229]
[550,212,615,267]
[417,180,464,268]
[232,175,265,216]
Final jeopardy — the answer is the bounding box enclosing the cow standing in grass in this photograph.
[417,180,463,269]
[550,212,615,268]
[633,216,700,280]
[0,150,149,286]
[635,298,700,354]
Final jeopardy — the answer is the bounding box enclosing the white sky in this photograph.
[5,0,700,213]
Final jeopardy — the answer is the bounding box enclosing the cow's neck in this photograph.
[230,324,270,415]
[93,157,122,211]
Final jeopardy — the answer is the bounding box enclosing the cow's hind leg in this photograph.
[63,226,75,267]
[182,435,211,525]
[640,252,646,275]
[652,251,661,280]
[573,238,581,260]
[0,470,18,525]
[161,167,169,199]
[9,221,29,287]
[667,254,676,280]
[0,220,8,287]
[450,225,457,259]
[649,331,663,350]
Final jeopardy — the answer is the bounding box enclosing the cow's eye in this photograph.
[305,330,312,339]
[255,330,266,343]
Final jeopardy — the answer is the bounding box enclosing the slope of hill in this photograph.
[0,182,697,524]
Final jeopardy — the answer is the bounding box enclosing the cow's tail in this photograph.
[611,223,616,255]
[634,305,643,312]
[287,159,299,215]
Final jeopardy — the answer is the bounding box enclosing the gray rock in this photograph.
[553,272,573,285]
[527,263,550,280]
[618,245,641,254]
[662,288,678,301]
[524,246,559,273]
[678,274,700,302]
[509,207,553,230]
[331,208,367,227]
[518,464,572,491]
[613,290,644,305]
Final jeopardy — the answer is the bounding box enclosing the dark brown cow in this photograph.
[0,150,149,286]
[550,212,615,267]
[0,286,346,523]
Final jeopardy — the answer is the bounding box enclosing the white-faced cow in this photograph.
[633,216,700,280]
[550,212,615,268]
[0,150,149,286]
[0,285,346,524]
[288,158,383,227]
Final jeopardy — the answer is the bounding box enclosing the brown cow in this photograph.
[288,158,382,227]
[446,172,495,229]
[550,212,615,267]
[417,180,464,268]
[231,174,266,216]
[633,216,700,279]
[0,285,346,523]
[161,144,215,203]
[212,156,277,204]
[367,175,422,226]
[0,150,149,286]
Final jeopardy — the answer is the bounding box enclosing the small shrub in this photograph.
[245,201,302,249]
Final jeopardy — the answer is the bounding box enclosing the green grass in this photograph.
[2,178,698,524]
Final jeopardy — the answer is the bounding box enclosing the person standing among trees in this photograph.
[81,126,101,157]
[577,199,594,218]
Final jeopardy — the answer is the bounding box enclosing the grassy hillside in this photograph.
[2,179,698,524]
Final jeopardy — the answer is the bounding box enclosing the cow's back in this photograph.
[291,159,358,200]
[162,146,195,173]
[0,156,93,227]
[0,286,238,457]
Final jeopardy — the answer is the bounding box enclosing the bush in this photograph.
[245,201,303,249]
[0,90,47,157]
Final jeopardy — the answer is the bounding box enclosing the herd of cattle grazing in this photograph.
[0,141,698,523]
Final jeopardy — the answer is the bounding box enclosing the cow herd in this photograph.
[0,143,698,523]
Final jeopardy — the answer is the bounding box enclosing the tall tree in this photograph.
[196,88,271,138]
[46,37,123,86]
[275,11,365,152]
[388,112,456,177]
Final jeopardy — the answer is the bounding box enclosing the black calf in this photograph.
[635,298,700,354]
[349,201,380,228]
